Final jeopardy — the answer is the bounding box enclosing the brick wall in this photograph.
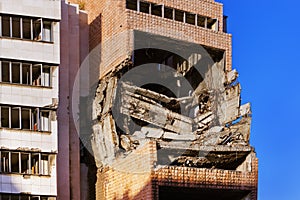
[96,141,157,200]
[95,140,258,200]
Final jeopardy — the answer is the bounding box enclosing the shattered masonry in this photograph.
[79,0,259,199]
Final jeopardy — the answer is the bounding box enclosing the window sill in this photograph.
[0,127,52,134]
[0,36,54,44]
[0,82,53,89]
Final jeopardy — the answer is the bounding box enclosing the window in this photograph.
[1,151,9,172]
[1,61,10,83]
[0,14,54,42]
[0,151,54,175]
[12,62,21,83]
[0,194,56,200]
[40,154,49,175]
[31,153,39,175]
[0,107,9,128]
[126,0,137,11]
[32,64,41,86]
[0,105,53,132]
[42,21,52,42]
[22,18,32,39]
[164,7,173,20]
[21,153,30,173]
[1,15,10,37]
[40,111,50,132]
[0,60,54,87]
[12,17,21,38]
[22,63,31,85]
[42,66,51,87]
[197,15,206,27]
[21,108,31,130]
[151,4,162,17]
[11,152,20,173]
[185,12,195,25]
[11,107,20,129]
[175,10,184,22]
[140,1,150,13]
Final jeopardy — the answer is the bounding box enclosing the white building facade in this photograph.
[0,0,61,199]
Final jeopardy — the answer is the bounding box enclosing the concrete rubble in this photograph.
[91,54,253,170]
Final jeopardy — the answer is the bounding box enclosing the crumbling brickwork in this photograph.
[68,0,258,199]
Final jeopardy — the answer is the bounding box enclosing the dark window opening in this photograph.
[164,7,173,20]
[174,10,184,22]
[1,152,9,172]
[197,15,206,27]
[33,19,42,41]
[22,63,31,85]
[21,108,30,129]
[31,153,39,175]
[126,0,137,11]
[151,4,162,17]
[12,62,20,83]
[1,16,10,37]
[21,153,30,173]
[23,18,32,39]
[140,1,150,13]
[207,18,218,30]
[1,61,10,82]
[11,152,19,173]
[185,12,195,25]
[11,108,20,129]
[32,64,41,86]
[1,107,9,128]
[12,17,21,38]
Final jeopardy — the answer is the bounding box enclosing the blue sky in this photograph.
[218,0,300,199]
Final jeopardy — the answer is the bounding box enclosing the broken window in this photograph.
[11,152,20,173]
[185,12,195,25]
[140,1,150,14]
[0,151,9,172]
[12,62,21,83]
[1,15,10,37]
[175,10,184,22]
[22,18,32,39]
[151,3,162,17]
[42,20,52,42]
[12,16,21,38]
[164,7,173,20]
[1,61,10,83]
[126,0,137,11]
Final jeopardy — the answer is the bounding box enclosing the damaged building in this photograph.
[86,0,258,199]
[67,0,258,199]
